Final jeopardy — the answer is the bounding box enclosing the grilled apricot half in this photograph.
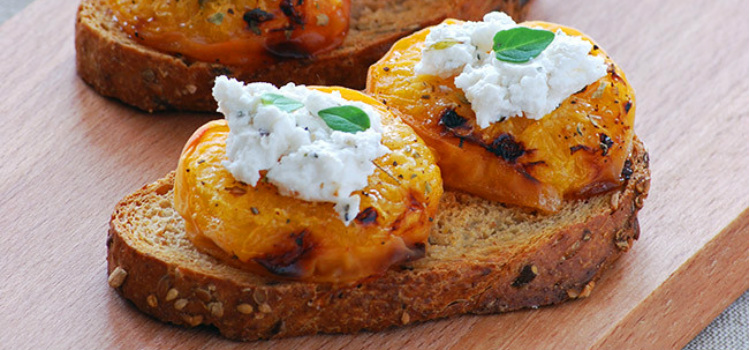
[174,87,442,284]
[108,0,349,66]
[366,20,636,212]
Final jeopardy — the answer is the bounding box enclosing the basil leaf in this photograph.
[429,40,461,50]
[260,93,304,112]
[492,27,554,63]
[317,106,370,133]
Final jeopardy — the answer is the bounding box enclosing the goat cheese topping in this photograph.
[415,12,607,128]
[213,76,389,224]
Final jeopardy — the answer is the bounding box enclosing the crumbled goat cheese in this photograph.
[415,12,607,128]
[213,76,389,224]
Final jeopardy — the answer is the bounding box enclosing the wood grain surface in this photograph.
[0,0,747,349]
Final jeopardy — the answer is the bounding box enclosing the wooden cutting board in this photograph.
[0,0,747,348]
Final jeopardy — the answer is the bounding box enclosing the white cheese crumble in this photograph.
[415,12,607,128]
[213,76,389,225]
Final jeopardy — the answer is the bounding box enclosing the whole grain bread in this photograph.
[75,0,532,112]
[106,138,649,341]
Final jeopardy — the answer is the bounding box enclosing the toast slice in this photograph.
[75,0,532,112]
[106,138,649,341]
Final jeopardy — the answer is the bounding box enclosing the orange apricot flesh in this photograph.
[366,20,636,213]
[174,87,443,284]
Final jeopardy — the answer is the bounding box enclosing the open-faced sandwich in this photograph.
[75,0,532,112]
[107,13,649,341]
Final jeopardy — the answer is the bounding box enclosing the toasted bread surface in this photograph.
[107,138,649,341]
[75,0,532,112]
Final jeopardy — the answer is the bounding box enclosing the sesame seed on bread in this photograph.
[106,137,649,341]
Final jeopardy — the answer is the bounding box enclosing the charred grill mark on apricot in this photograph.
[243,8,274,35]
[569,144,593,154]
[440,115,544,182]
[439,108,468,129]
[517,165,540,182]
[522,160,547,175]
[354,207,378,225]
[438,109,543,182]
[389,192,423,232]
[487,134,525,162]
[254,230,315,277]
[279,0,305,25]
[243,8,275,26]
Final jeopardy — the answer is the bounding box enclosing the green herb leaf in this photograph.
[207,12,224,25]
[492,27,554,63]
[260,93,304,112]
[429,40,461,50]
[317,106,370,133]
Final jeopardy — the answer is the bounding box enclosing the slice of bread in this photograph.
[75,0,532,112]
[106,138,649,341]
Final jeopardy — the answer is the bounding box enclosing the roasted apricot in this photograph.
[366,20,635,212]
[107,0,349,66]
[173,87,442,284]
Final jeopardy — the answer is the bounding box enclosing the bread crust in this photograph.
[75,0,532,112]
[107,138,649,341]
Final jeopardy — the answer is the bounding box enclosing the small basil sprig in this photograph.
[260,93,304,112]
[492,27,554,63]
[317,105,370,133]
